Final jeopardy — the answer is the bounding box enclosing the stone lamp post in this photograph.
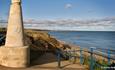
[0,0,29,68]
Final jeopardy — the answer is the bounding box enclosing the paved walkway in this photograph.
[0,53,86,70]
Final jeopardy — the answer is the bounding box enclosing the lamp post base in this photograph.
[0,46,29,68]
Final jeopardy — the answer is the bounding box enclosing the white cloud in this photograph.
[23,17,115,31]
[65,3,72,9]
[1,17,115,31]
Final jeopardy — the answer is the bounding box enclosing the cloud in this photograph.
[0,17,115,31]
[23,17,115,31]
[65,3,72,9]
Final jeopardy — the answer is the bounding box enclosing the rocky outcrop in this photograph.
[25,30,71,61]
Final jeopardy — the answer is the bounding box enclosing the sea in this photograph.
[48,31,115,50]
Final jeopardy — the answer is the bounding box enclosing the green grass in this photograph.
[82,55,109,70]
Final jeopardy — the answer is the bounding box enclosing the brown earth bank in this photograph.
[24,29,74,62]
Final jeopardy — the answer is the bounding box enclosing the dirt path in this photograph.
[0,53,86,70]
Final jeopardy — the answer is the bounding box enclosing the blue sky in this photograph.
[0,0,115,31]
[0,0,115,20]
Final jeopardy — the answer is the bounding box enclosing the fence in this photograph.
[0,34,5,46]
[56,47,115,70]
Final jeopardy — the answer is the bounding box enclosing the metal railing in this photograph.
[0,35,5,46]
[88,47,115,70]
[56,47,115,70]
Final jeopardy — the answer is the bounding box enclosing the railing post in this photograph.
[57,50,61,68]
[108,49,110,65]
[80,48,83,64]
[90,47,94,70]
